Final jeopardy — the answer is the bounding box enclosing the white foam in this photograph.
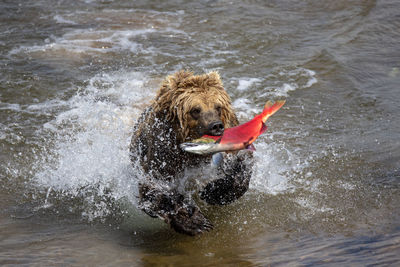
[258,67,318,97]
[8,26,185,59]
[26,99,68,115]
[53,14,77,25]
[305,69,318,88]
[0,123,8,140]
[277,83,298,95]
[232,98,260,120]
[236,78,261,91]
[33,71,157,220]
[250,141,298,195]
[0,103,21,111]
[10,7,188,61]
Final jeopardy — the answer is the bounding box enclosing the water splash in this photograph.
[32,71,156,221]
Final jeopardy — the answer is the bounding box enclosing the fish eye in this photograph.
[190,107,201,119]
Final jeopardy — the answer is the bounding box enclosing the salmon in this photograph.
[180,100,285,155]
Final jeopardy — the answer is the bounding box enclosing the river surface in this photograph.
[1,0,400,266]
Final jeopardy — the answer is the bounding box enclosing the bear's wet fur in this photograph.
[130,70,253,235]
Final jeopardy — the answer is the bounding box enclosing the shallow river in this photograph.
[1,0,400,266]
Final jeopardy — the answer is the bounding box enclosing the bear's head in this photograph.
[152,70,239,142]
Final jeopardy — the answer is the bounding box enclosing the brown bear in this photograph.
[130,70,253,235]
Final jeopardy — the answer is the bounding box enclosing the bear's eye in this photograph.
[215,105,222,115]
[190,108,201,119]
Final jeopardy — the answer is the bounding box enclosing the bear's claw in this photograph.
[168,204,213,236]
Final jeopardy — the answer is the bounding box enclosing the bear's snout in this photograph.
[207,121,224,136]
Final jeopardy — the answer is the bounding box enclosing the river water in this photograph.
[1,0,400,265]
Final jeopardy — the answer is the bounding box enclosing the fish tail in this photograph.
[261,100,286,123]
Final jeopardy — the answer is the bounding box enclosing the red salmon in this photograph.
[180,100,285,154]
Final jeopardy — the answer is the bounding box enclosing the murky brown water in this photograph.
[1,0,400,265]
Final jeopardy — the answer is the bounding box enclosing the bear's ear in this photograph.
[207,71,223,89]
[157,70,193,98]
[153,70,192,112]
[168,70,193,91]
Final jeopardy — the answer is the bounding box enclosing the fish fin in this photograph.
[243,137,253,147]
[264,100,274,109]
[260,123,268,135]
[261,99,286,123]
[246,144,256,151]
[202,135,221,142]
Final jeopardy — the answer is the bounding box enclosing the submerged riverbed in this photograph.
[1,0,400,265]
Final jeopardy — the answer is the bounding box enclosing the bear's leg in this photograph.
[200,150,253,205]
[139,183,213,235]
